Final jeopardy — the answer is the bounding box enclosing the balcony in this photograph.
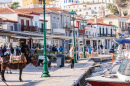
[21,25,38,32]
[53,28,65,35]
[98,34,115,37]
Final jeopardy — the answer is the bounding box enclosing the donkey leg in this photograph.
[1,64,6,82]
[19,69,23,82]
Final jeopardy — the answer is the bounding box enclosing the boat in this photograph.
[86,38,130,86]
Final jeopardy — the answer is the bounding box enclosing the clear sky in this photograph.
[0,0,12,2]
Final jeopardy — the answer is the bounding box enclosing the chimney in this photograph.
[95,16,97,23]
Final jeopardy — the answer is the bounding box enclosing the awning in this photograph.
[114,39,130,44]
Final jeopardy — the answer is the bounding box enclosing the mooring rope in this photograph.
[0,77,9,86]
[81,62,113,70]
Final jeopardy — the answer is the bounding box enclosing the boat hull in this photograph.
[88,81,130,86]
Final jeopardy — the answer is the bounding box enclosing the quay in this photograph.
[0,58,94,86]
[91,55,112,62]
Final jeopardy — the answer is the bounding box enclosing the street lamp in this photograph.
[80,20,88,58]
[70,10,77,63]
[113,26,118,38]
[41,0,50,77]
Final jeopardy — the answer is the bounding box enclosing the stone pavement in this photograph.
[0,58,94,86]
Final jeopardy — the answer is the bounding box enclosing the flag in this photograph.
[91,24,92,28]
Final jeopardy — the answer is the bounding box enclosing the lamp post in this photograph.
[70,10,77,63]
[80,20,88,58]
[113,26,118,38]
[41,0,50,77]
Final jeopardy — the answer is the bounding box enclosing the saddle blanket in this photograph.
[10,55,27,63]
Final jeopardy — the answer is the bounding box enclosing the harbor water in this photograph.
[85,60,112,86]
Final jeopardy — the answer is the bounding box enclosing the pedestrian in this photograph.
[10,46,14,55]
[88,45,92,58]
[16,46,19,56]
[91,46,94,58]
[69,46,75,69]
[0,47,2,56]
[59,46,63,52]
[18,46,21,54]
[4,48,12,74]
[2,46,6,56]
[52,45,56,51]
[30,47,35,55]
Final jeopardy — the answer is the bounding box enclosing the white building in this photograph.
[0,2,12,8]
[78,0,113,3]
[68,2,112,18]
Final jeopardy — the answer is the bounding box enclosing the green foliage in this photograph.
[10,2,20,9]
[93,15,97,17]
[123,11,128,16]
[105,14,114,17]
[107,3,119,15]
[115,0,129,8]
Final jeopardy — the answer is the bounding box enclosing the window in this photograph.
[119,21,121,28]
[94,7,96,9]
[10,26,13,31]
[88,7,91,10]
[109,21,112,25]
[35,21,38,26]
[106,28,108,35]
[118,59,127,73]
[83,5,86,7]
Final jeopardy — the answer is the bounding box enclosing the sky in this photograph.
[0,0,12,2]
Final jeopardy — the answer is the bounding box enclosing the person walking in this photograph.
[2,46,6,56]
[69,46,75,69]
[0,47,2,56]
[16,46,19,56]
[59,46,63,52]
[88,45,92,58]
[10,47,14,55]
[4,48,12,74]
[30,47,35,55]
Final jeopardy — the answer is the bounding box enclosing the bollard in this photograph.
[111,53,114,63]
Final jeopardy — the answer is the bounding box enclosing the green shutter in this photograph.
[111,29,112,37]
[99,28,101,36]
[106,28,108,36]
[103,28,104,36]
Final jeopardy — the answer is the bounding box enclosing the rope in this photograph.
[81,62,113,70]
[0,77,9,86]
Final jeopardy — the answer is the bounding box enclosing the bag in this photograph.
[71,56,75,59]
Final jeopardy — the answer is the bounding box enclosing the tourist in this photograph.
[88,45,92,58]
[2,46,6,56]
[91,46,94,58]
[18,46,21,54]
[69,46,75,69]
[16,46,19,56]
[0,47,2,56]
[59,46,63,52]
[52,45,56,51]
[30,47,35,55]
[10,46,14,55]
[4,48,12,74]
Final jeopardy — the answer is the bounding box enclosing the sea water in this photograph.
[85,60,112,86]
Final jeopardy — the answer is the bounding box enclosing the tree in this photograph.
[10,2,20,9]
[107,3,119,15]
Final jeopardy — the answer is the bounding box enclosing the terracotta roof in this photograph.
[39,19,48,22]
[0,8,15,14]
[0,16,18,23]
[14,7,67,14]
[0,8,33,18]
[88,22,114,26]
[103,15,122,18]
[86,18,104,23]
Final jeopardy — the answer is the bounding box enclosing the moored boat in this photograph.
[86,38,130,86]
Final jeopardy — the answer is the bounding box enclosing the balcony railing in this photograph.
[21,25,38,32]
[98,34,115,37]
[53,28,65,35]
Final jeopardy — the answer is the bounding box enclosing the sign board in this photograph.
[2,36,6,39]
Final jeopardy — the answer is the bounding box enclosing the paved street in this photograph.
[0,58,94,86]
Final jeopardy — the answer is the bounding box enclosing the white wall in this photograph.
[0,13,18,21]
